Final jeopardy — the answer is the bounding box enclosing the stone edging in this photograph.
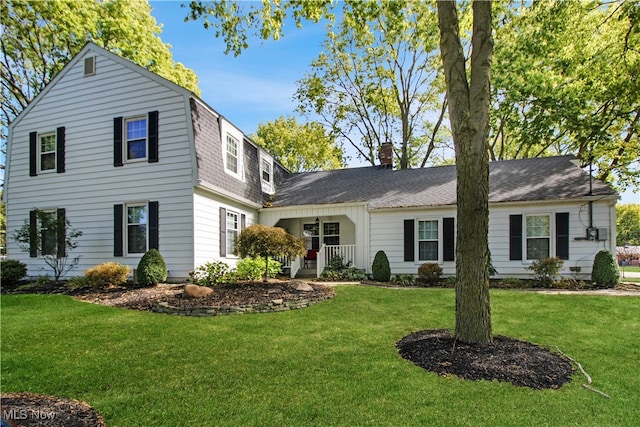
[152,294,334,316]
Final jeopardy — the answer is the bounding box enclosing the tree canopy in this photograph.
[251,116,344,172]
[295,1,450,168]
[616,204,640,245]
[490,0,639,190]
[1,0,200,134]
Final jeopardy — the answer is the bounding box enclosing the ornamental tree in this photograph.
[13,208,82,281]
[234,225,306,282]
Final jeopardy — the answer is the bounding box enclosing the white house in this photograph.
[4,43,619,281]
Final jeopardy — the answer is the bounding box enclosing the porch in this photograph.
[287,244,357,278]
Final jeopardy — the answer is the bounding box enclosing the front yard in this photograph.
[1,286,639,426]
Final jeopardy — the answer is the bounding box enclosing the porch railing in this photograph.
[317,244,356,277]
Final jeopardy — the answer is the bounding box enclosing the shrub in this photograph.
[526,257,564,288]
[1,259,27,286]
[84,262,131,288]
[136,249,168,286]
[234,257,281,281]
[371,250,391,282]
[190,261,231,286]
[391,274,415,286]
[591,250,619,288]
[418,263,443,283]
[320,255,367,281]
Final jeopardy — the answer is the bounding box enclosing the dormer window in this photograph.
[261,158,271,183]
[226,134,238,173]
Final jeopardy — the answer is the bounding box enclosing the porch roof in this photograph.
[267,156,618,209]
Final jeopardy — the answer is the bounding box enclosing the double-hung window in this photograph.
[226,134,238,174]
[39,133,56,172]
[126,117,147,160]
[226,211,239,255]
[127,204,148,254]
[323,222,340,245]
[40,210,57,256]
[526,214,550,259]
[418,219,439,261]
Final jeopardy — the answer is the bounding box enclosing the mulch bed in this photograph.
[397,329,573,389]
[0,393,105,427]
[74,281,335,311]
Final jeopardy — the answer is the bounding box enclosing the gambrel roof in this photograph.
[268,156,618,209]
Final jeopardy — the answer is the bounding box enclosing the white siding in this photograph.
[193,187,259,269]
[370,200,616,279]
[5,49,196,279]
[370,207,458,276]
[489,200,617,279]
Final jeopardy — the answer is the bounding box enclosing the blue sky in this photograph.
[149,1,326,137]
[149,1,638,204]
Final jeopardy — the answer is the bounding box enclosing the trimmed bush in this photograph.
[1,259,28,286]
[234,257,281,281]
[320,255,367,281]
[84,262,131,288]
[190,261,231,286]
[371,250,391,282]
[526,257,564,288]
[418,263,442,283]
[136,249,168,286]
[591,250,619,288]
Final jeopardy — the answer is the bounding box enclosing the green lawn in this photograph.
[2,286,639,426]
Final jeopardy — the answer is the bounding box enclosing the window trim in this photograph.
[225,133,239,175]
[124,116,148,162]
[417,218,440,262]
[38,132,57,174]
[125,202,148,255]
[322,222,340,246]
[226,210,239,257]
[525,213,551,260]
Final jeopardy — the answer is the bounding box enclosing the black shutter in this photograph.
[509,214,523,261]
[220,207,227,257]
[114,204,123,256]
[240,214,246,230]
[556,212,570,260]
[56,127,65,173]
[56,208,66,258]
[148,111,159,163]
[29,210,38,257]
[114,117,123,167]
[29,132,37,176]
[149,201,159,250]
[443,217,455,262]
[404,219,415,262]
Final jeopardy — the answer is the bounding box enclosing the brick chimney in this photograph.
[378,142,393,168]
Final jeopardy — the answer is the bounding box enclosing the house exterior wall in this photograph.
[369,198,616,279]
[5,47,197,279]
[193,187,259,270]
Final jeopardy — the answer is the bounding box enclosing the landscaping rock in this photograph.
[290,280,314,292]
[183,284,213,298]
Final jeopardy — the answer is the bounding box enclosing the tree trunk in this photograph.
[437,1,493,344]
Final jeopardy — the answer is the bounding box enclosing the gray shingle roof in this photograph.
[268,156,618,209]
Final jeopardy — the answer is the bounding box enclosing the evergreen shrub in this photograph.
[136,249,168,286]
[372,250,391,282]
[591,250,619,288]
[1,259,28,286]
